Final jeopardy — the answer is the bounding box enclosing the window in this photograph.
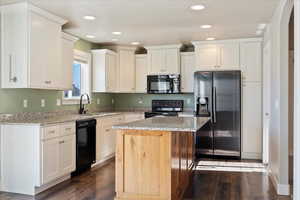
[63,50,91,104]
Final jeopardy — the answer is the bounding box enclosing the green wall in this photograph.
[0,39,113,114]
[113,93,194,111]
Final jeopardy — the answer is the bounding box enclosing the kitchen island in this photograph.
[113,117,210,200]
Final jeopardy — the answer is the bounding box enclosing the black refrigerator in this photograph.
[194,71,241,159]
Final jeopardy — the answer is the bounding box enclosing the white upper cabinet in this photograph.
[117,47,136,93]
[194,44,219,69]
[135,54,148,93]
[240,41,262,82]
[192,41,240,71]
[165,48,180,74]
[218,43,240,69]
[61,33,78,90]
[180,52,195,93]
[145,45,181,74]
[92,49,117,92]
[0,2,67,89]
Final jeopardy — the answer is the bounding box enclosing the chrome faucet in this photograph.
[79,93,91,114]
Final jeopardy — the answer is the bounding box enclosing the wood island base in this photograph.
[115,129,195,200]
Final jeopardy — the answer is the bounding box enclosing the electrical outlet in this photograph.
[112,99,114,104]
[23,99,28,108]
[97,98,100,104]
[138,97,143,104]
[187,98,191,105]
[41,99,45,107]
[56,99,61,106]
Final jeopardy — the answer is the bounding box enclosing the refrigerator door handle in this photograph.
[213,86,217,123]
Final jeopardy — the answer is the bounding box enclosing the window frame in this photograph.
[62,49,92,105]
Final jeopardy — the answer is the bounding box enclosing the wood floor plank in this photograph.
[0,160,291,200]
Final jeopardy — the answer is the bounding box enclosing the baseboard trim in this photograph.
[34,175,71,195]
[269,168,290,196]
[92,154,115,168]
[241,152,262,160]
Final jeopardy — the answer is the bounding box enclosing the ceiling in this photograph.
[2,0,280,46]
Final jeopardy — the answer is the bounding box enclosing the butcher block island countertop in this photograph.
[112,117,210,200]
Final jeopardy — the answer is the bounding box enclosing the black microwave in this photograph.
[147,74,181,94]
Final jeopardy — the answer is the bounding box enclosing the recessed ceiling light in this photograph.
[83,15,96,20]
[190,4,205,11]
[201,25,212,29]
[112,31,122,35]
[131,42,140,45]
[112,38,118,42]
[257,23,267,30]
[256,30,263,35]
[206,37,216,41]
[86,35,95,39]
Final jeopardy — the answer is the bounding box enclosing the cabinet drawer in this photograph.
[42,126,60,140]
[101,115,124,126]
[60,123,75,136]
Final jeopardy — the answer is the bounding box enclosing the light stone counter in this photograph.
[0,111,145,126]
[113,116,210,132]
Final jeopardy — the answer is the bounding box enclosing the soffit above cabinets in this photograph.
[1,0,280,45]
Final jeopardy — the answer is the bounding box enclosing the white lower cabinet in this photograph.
[40,123,76,185]
[0,122,76,195]
[95,113,145,165]
[59,135,76,176]
[41,138,60,185]
[242,82,262,159]
[96,115,124,163]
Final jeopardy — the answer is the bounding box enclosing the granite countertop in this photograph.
[0,111,145,126]
[112,116,210,132]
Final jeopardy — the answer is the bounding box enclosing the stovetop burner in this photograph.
[144,100,184,119]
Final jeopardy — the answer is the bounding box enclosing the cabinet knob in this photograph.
[59,140,65,144]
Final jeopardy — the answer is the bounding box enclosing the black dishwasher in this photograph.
[72,118,96,176]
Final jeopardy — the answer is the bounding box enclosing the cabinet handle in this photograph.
[105,129,110,132]
[65,127,72,131]
[9,54,17,83]
[49,130,55,134]
[45,81,52,84]
[59,140,65,144]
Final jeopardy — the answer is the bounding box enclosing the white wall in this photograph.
[294,0,300,199]
[263,0,293,195]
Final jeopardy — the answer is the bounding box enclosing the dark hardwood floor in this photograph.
[0,160,291,200]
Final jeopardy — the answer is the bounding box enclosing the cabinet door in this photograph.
[194,45,218,70]
[148,49,164,74]
[41,138,60,184]
[165,48,180,74]
[59,135,76,176]
[119,49,135,92]
[96,121,102,162]
[107,53,117,92]
[30,11,61,89]
[181,53,195,93]
[1,3,28,88]
[61,37,74,90]
[240,42,262,82]
[135,55,147,93]
[218,43,240,69]
[242,82,262,159]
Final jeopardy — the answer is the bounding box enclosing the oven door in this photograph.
[147,75,173,94]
